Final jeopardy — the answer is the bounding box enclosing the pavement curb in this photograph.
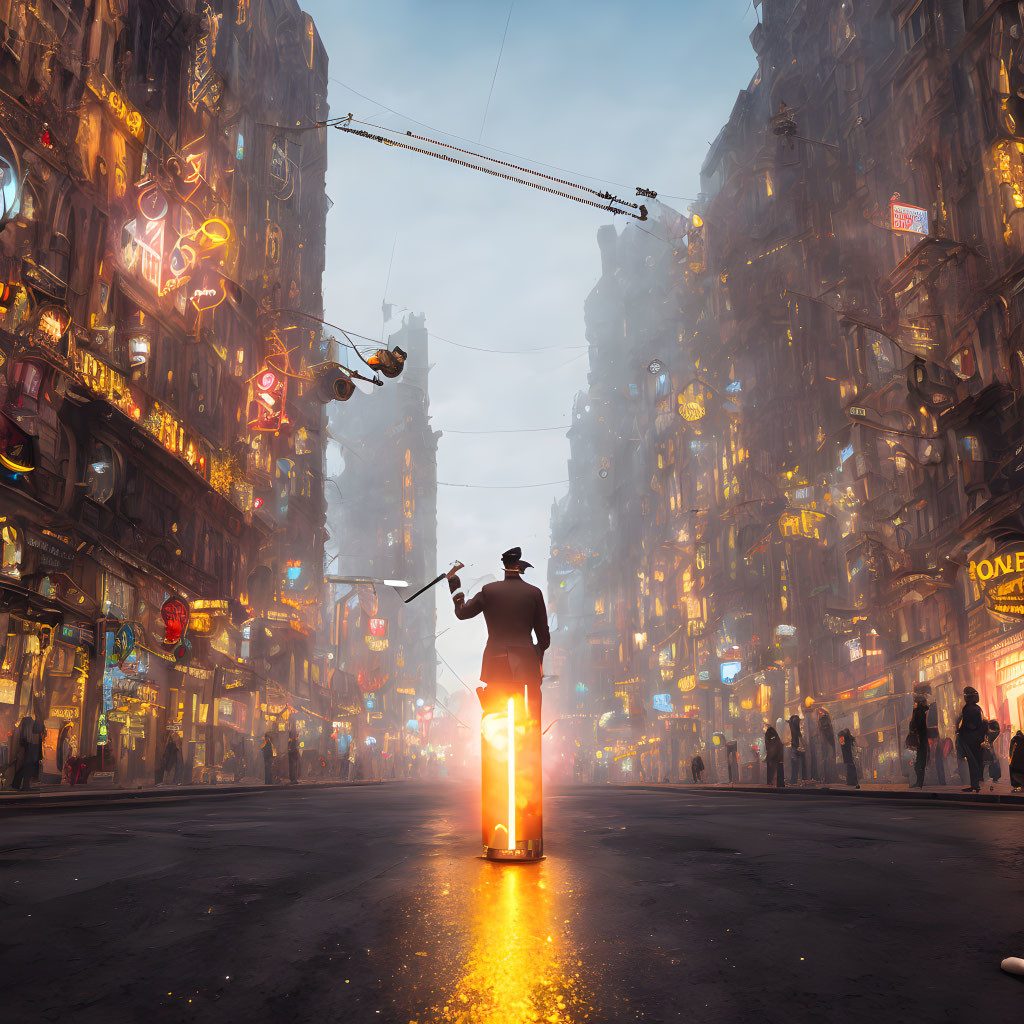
[0,779,391,814]
[620,782,1024,809]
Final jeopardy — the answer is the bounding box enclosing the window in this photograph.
[85,440,116,503]
[949,345,976,379]
[901,3,928,51]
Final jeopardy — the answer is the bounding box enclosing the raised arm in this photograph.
[448,573,485,620]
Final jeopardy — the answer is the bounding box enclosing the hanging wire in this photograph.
[327,76,650,194]
[441,424,569,434]
[331,122,648,220]
[437,479,568,489]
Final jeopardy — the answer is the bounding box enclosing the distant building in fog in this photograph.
[328,313,439,762]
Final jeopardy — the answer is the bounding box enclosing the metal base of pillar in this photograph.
[483,840,544,861]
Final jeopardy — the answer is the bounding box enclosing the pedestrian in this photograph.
[983,719,1002,785]
[924,687,946,785]
[1009,730,1024,792]
[764,725,785,788]
[788,714,807,784]
[726,739,738,783]
[955,686,986,793]
[838,728,860,788]
[12,715,32,791]
[908,692,929,789]
[287,731,299,784]
[261,731,274,785]
[690,753,704,783]
[817,708,836,784]
[157,733,174,784]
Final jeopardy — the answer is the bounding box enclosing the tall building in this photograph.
[554,0,1024,784]
[327,313,439,769]
[0,1,331,784]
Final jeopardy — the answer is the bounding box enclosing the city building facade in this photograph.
[0,0,333,784]
[553,0,1024,784]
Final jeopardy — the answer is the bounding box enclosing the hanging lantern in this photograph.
[160,596,190,646]
[366,345,407,379]
[39,124,52,149]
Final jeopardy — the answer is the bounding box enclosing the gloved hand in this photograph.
[447,574,462,594]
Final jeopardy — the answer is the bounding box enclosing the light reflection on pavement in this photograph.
[394,828,596,1023]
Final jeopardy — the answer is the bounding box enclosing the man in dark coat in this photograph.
[450,546,550,716]
[817,707,837,784]
[261,731,274,785]
[955,686,986,793]
[788,714,807,784]
[909,692,929,789]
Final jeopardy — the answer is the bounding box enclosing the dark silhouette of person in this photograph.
[909,692,929,789]
[1010,730,1024,792]
[955,686,986,793]
[788,714,807,784]
[449,546,550,716]
[839,728,860,788]
[817,707,836,784]
[764,726,785,788]
[690,753,705,783]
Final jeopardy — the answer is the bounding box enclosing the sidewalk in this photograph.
[626,779,1024,808]
[0,777,388,813]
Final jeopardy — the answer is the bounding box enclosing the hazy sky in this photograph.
[306,0,759,701]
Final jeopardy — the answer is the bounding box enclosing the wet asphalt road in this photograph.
[2,782,1023,1023]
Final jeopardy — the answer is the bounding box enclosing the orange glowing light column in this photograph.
[480,689,543,861]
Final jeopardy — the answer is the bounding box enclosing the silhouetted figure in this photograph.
[817,707,836,784]
[261,731,274,785]
[691,754,705,783]
[764,726,785,788]
[839,728,860,788]
[926,695,946,785]
[287,731,300,784]
[955,687,986,793]
[983,719,1002,784]
[909,693,929,789]
[1010,730,1024,792]
[450,546,550,715]
[788,714,807,784]
[726,739,738,783]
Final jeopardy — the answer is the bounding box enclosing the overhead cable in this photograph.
[437,479,568,489]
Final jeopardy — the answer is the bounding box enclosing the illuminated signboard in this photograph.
[653,693,673,713]
[368,617,387,637]
[890,194,929,235]
[365,636,389,652]
[720,660,742,684]
[969,547,1024,619]
[677,675,696,693]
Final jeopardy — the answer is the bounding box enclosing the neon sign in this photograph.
[890,193,929,235]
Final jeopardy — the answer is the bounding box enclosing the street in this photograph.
[2,783,1023,1023]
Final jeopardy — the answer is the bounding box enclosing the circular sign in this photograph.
[648,359,663,375]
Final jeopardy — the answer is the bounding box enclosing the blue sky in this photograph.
[305,0,760,699]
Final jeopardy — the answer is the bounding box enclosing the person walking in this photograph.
[925,689,946,785]
[287,731,300,784]
[955,686,986,793]
[261,731,274,785]
[764,725,785,789]
[788,714,807,784]
[838,728,860,788]
[983,719,1002,785]
[1009,729,1024,792]
[158,733,176,785]
[725,739,738,783]
[12,715,33,791]
[817,708,837,784]
[909,692,929,789]
[690,753,705,783]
